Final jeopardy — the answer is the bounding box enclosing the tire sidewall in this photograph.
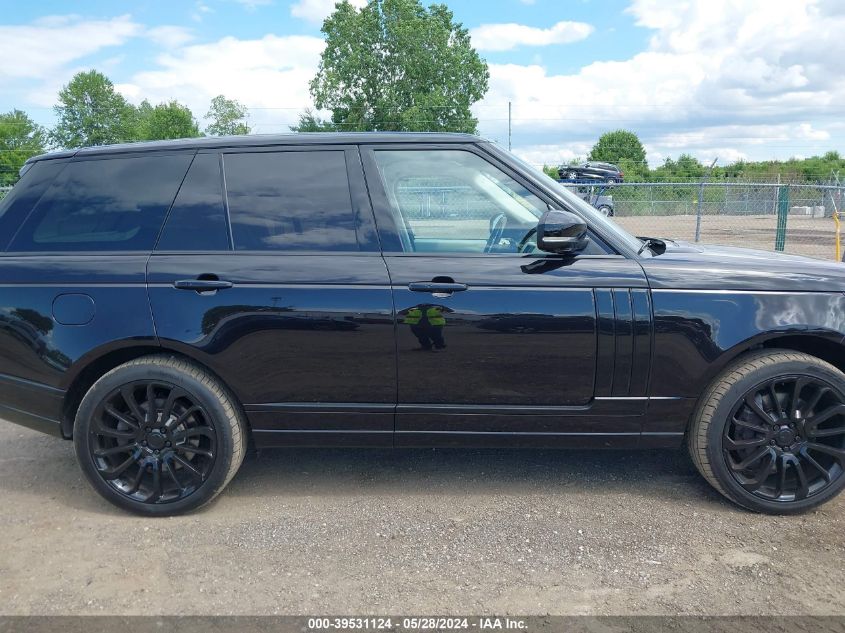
[705,356,845,514]
[74,361,237,516]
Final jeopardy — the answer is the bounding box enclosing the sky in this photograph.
[1,0,844,168]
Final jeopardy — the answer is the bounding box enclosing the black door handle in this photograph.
[173,279,233,291]
[408,282,468,293]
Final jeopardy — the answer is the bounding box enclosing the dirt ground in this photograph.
[1,421,844,616]
[615,214,839,261]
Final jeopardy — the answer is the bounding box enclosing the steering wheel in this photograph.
[484,214,507,253]
[516,227,537,254]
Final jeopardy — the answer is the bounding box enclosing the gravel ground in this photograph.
[614,214,838,261]
[1,420,844,616]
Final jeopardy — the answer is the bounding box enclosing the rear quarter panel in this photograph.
[0,255,156,432]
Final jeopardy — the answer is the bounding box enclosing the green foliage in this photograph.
[542,165,559,179]
[310,0,489,133]
[51,70,136,148]
[135,100,202,141]
[617,157,649,182]
[589,130,646,165]
[711,153,845,183]
[651,154,705,181]
[289,108,337,132]
[0,110,46,185]
[205,95,251,136]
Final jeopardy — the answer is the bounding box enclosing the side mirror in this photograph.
[537,209,589,255]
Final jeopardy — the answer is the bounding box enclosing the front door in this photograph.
[361,144,650,446]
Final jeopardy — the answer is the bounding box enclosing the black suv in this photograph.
[559,161,623,183]
[2,133,845,516]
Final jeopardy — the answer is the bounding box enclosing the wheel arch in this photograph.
[60,342,247,439]
[682,331,845,434]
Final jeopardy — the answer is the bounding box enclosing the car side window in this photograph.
[156,153,230,251]
[372,149,607,255]
[0,161,67,251]
[223,150,359,252]
[8,154,192,253]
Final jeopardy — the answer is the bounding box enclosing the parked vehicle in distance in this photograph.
[558,183,615,217]
[559,161,624,183]
[2,132,845,516]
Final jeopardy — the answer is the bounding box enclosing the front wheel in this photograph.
[73,355,246,515]
[688,350,845,514]
[597,205,614,217]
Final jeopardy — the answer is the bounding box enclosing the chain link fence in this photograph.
[563,182,845,260]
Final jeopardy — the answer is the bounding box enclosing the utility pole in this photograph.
[508,101,512,151]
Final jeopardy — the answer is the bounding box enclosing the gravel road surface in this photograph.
[1,421,843,616]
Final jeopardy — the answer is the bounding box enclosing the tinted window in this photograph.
[0,161,66,251]
[156,154,230,251]
[224,151,358,251]
[8,154,192,252]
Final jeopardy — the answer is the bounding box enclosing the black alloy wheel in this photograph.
[723,375,845,503]
[74,355,246,515]
[88,380,217,504]
[689,350,845,513]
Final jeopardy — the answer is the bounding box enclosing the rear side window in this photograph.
[156,154,230,251]
[224,150,359,251]
[8,154,192,252]
[0,161,67,251]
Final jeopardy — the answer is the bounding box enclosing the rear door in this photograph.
[361,144,651,446]
[146,146,396,447]
[0,153,191,432]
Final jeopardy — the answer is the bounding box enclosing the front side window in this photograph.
[224,150,359,252]
[372,149,550,254]
[8,154,192,252]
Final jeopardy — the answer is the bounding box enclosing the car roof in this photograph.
[26,132,483,164]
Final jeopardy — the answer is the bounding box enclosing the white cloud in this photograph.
[470,20,594,52]
[234,0,274,9]
[290,0,367,24]
[479,0,845,164]
[146,25,195,49]
[116,35,325,130]
[0,14,142,79]
[192,1,214,22]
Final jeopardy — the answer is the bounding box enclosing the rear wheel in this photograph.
[689,350,845,513]
[73,355,246,515]
[597,205,614,217]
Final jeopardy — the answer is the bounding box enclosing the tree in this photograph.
[289,108,336,132]
[651,154,705,181]
[589,130,646,166]
[205,95,251,136]
[51,70,136,148]
[0,110,46,185]
[135,100,202,141]
[309,0,489,133]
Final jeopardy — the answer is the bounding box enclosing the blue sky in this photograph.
[2,0,844,168]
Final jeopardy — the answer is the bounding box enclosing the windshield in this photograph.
[501,150,644,253]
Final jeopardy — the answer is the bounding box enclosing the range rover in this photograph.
[1,133,844,516]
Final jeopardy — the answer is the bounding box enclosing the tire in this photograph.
[605,177,618,184]
[688,350,845,514]
[73,355,246,516]
[597,205,614,217]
